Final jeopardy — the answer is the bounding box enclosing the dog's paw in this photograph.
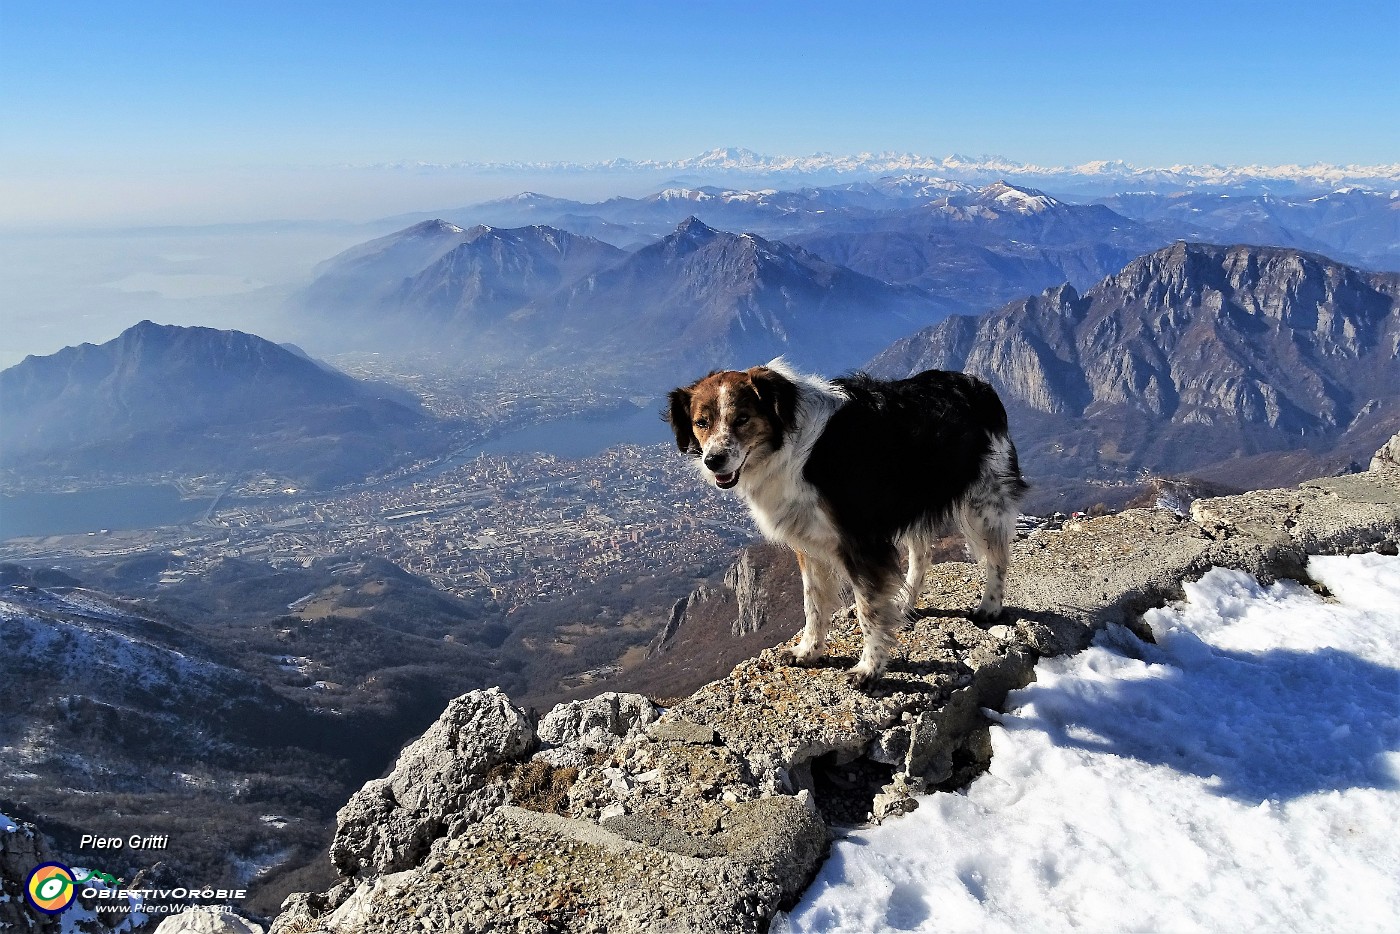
[777,647,823,667]
[846,666,881,692]
[969,607,1013,627]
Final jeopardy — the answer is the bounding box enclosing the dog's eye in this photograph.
[694,418,710,429]
[735,414,750,425]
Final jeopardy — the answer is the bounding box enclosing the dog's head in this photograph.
[666,364,798,490]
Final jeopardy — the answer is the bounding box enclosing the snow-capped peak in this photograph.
[978,181,1062,214]
[409,219,466,236]
[655,187,717,202]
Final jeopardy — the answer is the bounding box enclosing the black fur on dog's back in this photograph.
[804,370,1027,578]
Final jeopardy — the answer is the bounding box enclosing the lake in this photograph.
[455,401,668,460]
[0,485,215,540]
[0,404,670,539]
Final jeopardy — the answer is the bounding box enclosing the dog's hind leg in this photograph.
[957,496,1016,626]
[778,550,842,666]
[899,531,931,617]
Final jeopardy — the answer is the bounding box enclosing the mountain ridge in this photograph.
[0,321,437,488]
[296,217,953,377]
[519,216,951,373]
[868,242,1400,507]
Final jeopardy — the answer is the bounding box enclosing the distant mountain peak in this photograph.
[127,318,166,335]
[406,218,466,236]
[690,146,767,166]
[1,322,433,487]
[978,181,1062,214]
[673,215,720,239]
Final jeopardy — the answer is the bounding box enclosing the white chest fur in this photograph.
[740,466,841,558]
[735,367,846,562]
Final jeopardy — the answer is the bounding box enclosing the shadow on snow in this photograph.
[1009,626,1400,803]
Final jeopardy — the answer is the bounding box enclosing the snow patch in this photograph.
[274,655,314,675]
[778,553,1400,932]
[229,846,293,886]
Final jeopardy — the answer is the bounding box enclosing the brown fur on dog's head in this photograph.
[666,365,798,488]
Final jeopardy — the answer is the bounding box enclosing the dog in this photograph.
[667,358,1027,690]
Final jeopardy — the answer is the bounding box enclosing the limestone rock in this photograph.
[648,719,718,746]
[154,907,266,934]
[329,688,533,879]
[724,547,770,636]
[1372,432,1400,471]
[652,543,795,657]
[537,692,658,749]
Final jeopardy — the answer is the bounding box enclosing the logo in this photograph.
[23,863,121,915]
[25,862,77,914]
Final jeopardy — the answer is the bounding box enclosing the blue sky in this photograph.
[2,0,1396,223]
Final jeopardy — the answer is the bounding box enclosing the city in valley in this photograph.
[0,368,758,620]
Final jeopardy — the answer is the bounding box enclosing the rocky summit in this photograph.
[272,443,1400,934]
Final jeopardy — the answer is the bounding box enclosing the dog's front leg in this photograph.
[847,569,901,691]
[778,550,841,666]
[958,500,1016,625]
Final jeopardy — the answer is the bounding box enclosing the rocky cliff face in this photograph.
[270,445,1399,934]
[629,543,805,704]
[650,544,795,651]
[871,243,1400,505]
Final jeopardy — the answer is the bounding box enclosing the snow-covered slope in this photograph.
[777,552,1400,932]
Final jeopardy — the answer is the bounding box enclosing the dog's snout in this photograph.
[703,452,727,471]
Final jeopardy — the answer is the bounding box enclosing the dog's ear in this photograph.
[748,366,798,442]
[665,386,700,455]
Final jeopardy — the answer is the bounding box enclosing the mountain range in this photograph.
[0,321,437,488]
[302,220,628,324]
[789,180,1174,310]
[1097,187,1400,273]
[292,188,1400,504]
[17,204,1399,507]
[869,242,1400,508]
[388,177,1169,246]
[359,146,1400,195]
[366,178,1398,322]
[300,216,951,376]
